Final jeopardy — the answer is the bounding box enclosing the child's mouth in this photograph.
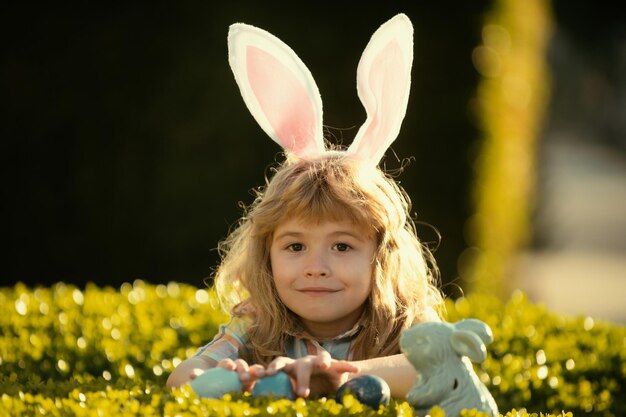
[298,287,340,296]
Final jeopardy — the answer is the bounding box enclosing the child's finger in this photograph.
[314,350,332,370]
[294,358,315,398]
[234,358,251,381]
[188,368,205,380]
[217,358,237,370]
[248,364,266,378]
[266,356,293,374]
[331,361,360,373]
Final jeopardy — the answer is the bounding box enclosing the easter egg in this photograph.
[336,374,391,409]
[190,367,242,398]
[252,371,295,399]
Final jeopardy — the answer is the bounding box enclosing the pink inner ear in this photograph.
[359,40,405,160]
[247,46,317,154]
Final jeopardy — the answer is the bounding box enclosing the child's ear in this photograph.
[228,22,325,159]
[347,14,414,165]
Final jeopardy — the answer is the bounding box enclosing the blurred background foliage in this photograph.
[1,1,623,301]
[2,2,492,290]
[463,0,553,296]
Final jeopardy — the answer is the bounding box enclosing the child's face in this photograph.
[270,217,376,339]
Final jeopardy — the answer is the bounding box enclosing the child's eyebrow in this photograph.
[273,230,366,241]
[329,231,367,242]
[273,231,303,240]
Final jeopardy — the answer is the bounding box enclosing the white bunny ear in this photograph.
[347,14,414,165]
[228,23,325,158]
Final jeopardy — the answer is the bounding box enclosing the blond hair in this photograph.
[213,153,444,364]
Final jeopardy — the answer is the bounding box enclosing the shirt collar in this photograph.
[286,313,367,343]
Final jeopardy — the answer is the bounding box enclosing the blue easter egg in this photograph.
[336,374,391,409]
[190,367,242,398]
[252,371,295,400]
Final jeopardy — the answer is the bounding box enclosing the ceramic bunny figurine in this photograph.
[399,319,499,417]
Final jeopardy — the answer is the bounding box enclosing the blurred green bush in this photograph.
[1,281,624,416]
[465,0,553,296]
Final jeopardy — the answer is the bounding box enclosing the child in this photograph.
[167,13,445,399]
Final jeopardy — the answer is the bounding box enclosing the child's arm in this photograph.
[167,314,255,388]
[166,355,217,388]
[268,353,417,399]
[168,356,266,390]
[350,353,418,398]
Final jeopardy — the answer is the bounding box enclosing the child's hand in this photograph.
[266,350,360,398]
[215,358,266,392]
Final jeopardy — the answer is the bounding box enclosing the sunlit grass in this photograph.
[1,281,624,415]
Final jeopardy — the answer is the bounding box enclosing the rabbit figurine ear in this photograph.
[228,22,325,158]
[449,330,488,363]
[455,318,494,345]
[347,13,414,165]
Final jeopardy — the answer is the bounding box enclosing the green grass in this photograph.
[1,281,624,416]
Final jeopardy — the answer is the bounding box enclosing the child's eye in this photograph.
[333,243,351,252]
[287,243,304,252]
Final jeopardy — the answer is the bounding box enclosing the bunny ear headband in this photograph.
[227,13,413,166]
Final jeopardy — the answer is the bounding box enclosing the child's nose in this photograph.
[304,250,330,278]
